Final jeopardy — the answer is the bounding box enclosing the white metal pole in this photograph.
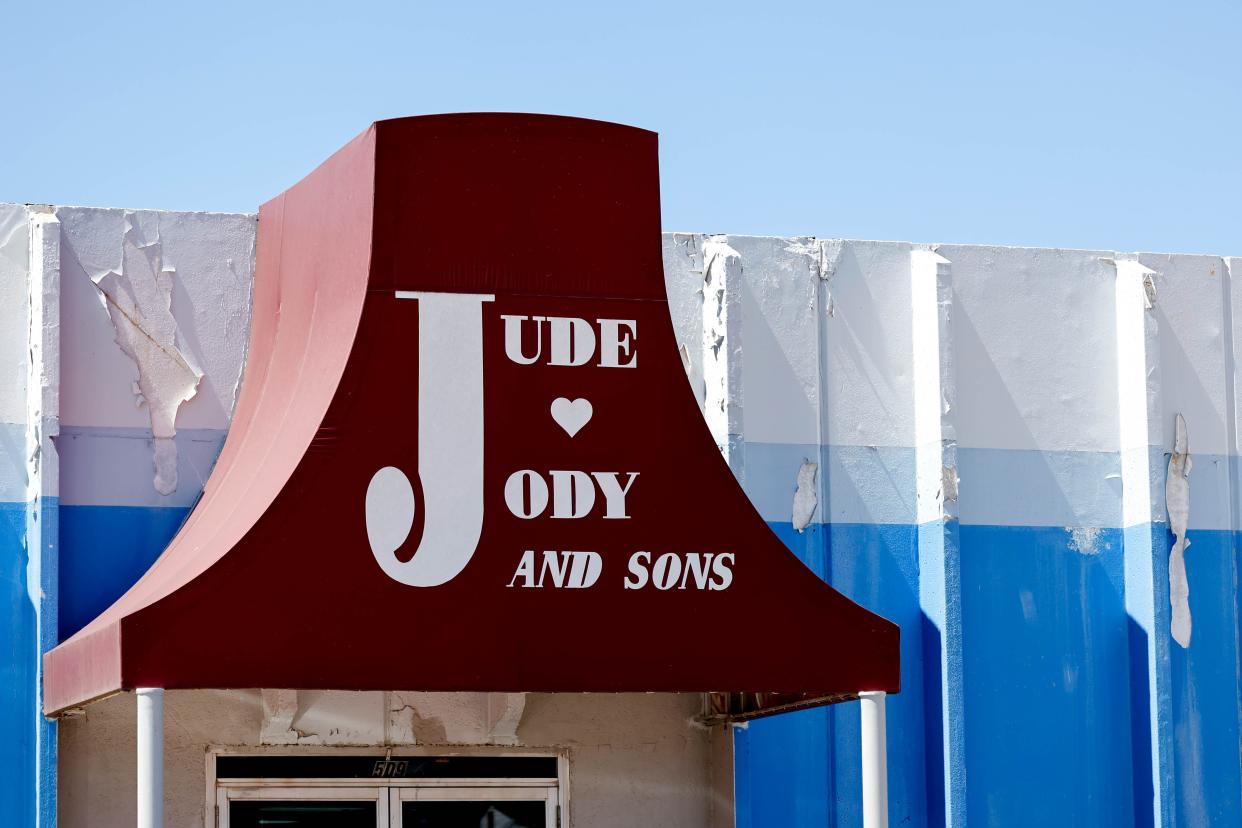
[136,688,164,828]
[860,690,889,828]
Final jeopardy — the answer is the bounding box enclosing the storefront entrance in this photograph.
[212,753,563,828]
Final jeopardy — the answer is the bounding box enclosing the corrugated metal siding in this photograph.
[3,207,1240,825]
[680,237,1242,827]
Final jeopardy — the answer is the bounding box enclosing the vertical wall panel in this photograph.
[941,245,1136,827]
[721,237,930,827]
[912,248,961,828]
[0,203,33,828]
[1145,253,1242,826]
[1,204,61,828]
[28,211,60,828]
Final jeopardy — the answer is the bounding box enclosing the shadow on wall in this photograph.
[0,503,37,826]
[58,504,191,640]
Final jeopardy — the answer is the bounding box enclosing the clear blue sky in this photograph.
[4,1,1239,253]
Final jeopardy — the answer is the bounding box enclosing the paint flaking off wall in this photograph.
[1066,526,1104,556]
[792,460,818,532]
[1166,413,1192,648]
[90,212,202,495]
[818,239,844,318]
[941,464,959,503]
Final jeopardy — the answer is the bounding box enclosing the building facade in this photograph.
[2,201,1240,825]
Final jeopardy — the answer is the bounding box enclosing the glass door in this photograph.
[391,786,556,828]
[219,786,388,828]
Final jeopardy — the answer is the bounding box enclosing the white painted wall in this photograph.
[23,200,1237,531]
[55,206,254,506]
[57,207,254,433]
[0,205,30,503]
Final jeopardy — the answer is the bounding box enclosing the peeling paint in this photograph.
[941,464,959,504]
[1066,526,1104,556]
[818,238,844,317]
[90,213,202,495]
[779,237,824,314]
[1109,255,1157,308]
[1167,413,1192,648]
[701,236,743,475]
[227,229,258,414]
[259,689,300,745]
[791,460,818,532]
[386,691,526,745]
[671,232,703,271]
[485,692,526,745]
[387,695,448,745]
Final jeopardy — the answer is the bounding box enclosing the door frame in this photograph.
[207,746,568,828]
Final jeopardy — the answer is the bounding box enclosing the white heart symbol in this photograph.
[550,397,593,438]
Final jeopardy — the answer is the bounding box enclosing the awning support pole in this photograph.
[137,688,164,828]
[860,690,889,828]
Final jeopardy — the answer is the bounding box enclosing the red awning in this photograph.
[44,114,899,718]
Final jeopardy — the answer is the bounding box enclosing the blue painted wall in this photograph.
[959,525,1134,826]
[1,498,57,828]
[735,517,1242,827]
[58,505,190,639]
[739,520,930,828]
[1,501,36,826]
[1170,530,1242,827]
